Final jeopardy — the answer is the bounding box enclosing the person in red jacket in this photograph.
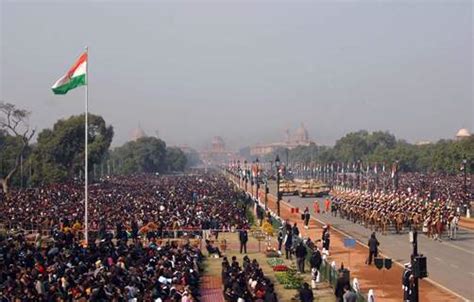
[325,198,331,213]
[314,200,320,214]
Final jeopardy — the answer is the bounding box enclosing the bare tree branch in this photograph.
[0,101,35,194]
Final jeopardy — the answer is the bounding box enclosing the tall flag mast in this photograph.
[51,47,89,244]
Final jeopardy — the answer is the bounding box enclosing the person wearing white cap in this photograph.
[367,289,375,302]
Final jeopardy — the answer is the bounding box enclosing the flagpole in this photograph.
[84,46,89,245]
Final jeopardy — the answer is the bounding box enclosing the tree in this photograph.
[165,147,187,171]
[255,130,472,174]
[183,148,202,168]
[31,114,113,184]
[333,130,370,162]
[111,137,167,174]
[0,102,35,194]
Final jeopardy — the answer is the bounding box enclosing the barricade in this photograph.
[305,245,366,302]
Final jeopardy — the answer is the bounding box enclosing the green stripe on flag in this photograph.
[52,74,86,95]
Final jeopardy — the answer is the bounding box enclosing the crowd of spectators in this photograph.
[0,173,250,301]
[0,174,249,235]
[222,255,277,302]
[0,225,203,300]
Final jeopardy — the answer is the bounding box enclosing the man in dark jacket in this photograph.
[277,229,284,253]
[284,232,293,260]
[334,271,350,302]
[239,229,248,254]
[310,247,322,286]
[367,232,379,265]
[322,226,330,254]
[299,282,314,302]
[295,241,308,273]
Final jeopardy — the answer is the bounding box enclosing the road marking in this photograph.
[434,257,442,262]
[440,240,474,256]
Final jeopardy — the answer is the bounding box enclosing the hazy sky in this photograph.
[1,0,472,150]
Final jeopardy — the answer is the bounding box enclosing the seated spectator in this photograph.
[205,240,222,257]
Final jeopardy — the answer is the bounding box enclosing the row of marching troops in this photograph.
[330,188,461,240]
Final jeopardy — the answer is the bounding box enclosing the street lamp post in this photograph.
[393,160,400,192]
[357,160,362,190]
[264,178,268,211]
[244,160,248,192]
[237,160,241,188]
[255,157,260,201]
[275,155,281,217]
[462,157,467,198]
[251,160,255,198]
[412,230,419,302]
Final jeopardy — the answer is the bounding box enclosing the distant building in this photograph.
[415,140,432,146]
[456,128,471,140]
[211,136,226,153]
[250,123,315,156]
[131,126,146,141]
[200,136,236,165]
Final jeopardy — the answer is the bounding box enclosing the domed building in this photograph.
[131,126,146,141]
[456,128,471,140]
[250,123,315,156]
[211,136,226,153]
[293,123,309,143]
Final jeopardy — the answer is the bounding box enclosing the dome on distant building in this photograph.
[456,128,471,139]
[293,123,309,142]
[131,126,146,141]
[211,136,226,153]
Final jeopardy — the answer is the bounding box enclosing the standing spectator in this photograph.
[303,207,310,229]
[285,220,292,234]
[277,228,284,255]
[331,199,338,217]
[343,284,357,302]
[257,206,264,226]
[284,230,293,260]
[322,225,331,255]
[239,228,248,254]
[367,232,379,265]
[335,271,350,302]
[310,247,322,288]
[292,222,300,237]
[299,282,314,302]
[295,241,308,273]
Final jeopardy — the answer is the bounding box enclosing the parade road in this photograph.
[268,182,474,300]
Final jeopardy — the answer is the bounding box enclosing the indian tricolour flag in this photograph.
[52,52,87,95]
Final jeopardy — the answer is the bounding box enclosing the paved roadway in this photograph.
[267,182,474,301]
